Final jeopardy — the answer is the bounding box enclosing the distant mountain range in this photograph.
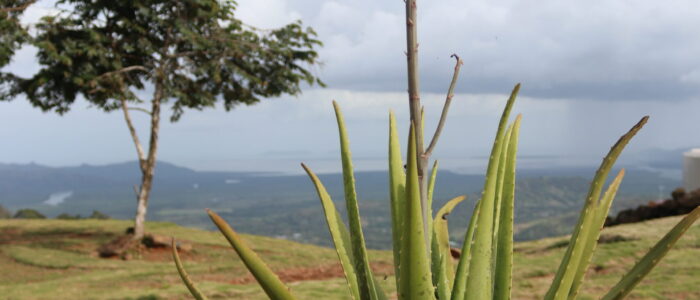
[0,160,681,249]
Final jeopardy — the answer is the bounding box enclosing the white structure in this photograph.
[683,148,700,191]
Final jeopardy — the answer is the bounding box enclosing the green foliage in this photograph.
[0,0,33,67]
[88,210,110,220]
[54,210,108,220]
[8,0,323,120]
[302,163,363,300]
[13,208,46,219]
[0,204,11,218]
[0,0,34,99]
[332,101,385,300]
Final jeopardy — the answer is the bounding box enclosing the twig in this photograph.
[424,54,463,157]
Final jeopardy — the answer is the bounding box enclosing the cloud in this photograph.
[230,0,700,101]
[10,0,700,101]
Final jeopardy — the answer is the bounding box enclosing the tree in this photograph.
[6,0,323,239]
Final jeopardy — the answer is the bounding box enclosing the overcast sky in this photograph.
[1,0,699,173]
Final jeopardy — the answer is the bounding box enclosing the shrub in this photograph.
[13,209,46,219]
[89,210,110,220]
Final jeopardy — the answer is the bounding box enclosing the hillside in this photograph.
[1,216,698,299]
[0,161,680,248]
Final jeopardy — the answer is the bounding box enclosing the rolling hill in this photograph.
[0,161,680,248]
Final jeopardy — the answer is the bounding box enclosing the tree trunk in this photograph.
[132,82,163,240]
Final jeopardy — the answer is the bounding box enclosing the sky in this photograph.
[1,0,700,173]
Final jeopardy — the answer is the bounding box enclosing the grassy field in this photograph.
[0,215,698,299]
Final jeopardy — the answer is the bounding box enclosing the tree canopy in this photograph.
[1,0,34,66]
[11,0,323,120]
[1,0,35,98]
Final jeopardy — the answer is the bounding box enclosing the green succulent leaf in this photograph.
[207,209,296,300]
[302,163,361,300]
[567,169,625,299]
[428,160,439,251]
[602,205,700,300]
[399,124,435,300]
[545,116,648,300]
[451,199,482,300]
[464,83,520,300]
[494,115,521,300]
[432,195,467,300]
[172,239,209,300]
[492,123,513,252]
[333,101,385,300]
[389,110,406,289]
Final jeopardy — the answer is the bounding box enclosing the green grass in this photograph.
[0,216,698,299]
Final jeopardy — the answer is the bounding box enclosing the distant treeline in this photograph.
[0,205,109,220]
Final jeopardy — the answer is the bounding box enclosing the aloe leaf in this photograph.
[399,124,435,300]
[333,101,384,300]
[493,115,521,300]
[601,205,700,300]
[206,210,296,300]
[172,239,209,300]
[432,243,451,300]
[451,199,482,300]
[567,169,625,299]
[492,122,514,266]
[464,83,520,300]
[428,160,439,257]
[428,160,439,206]
[544,116,648,300]
[302,163,361,300]
[433,195,467,299]
[434,195,467,282]
[389,111,406,289]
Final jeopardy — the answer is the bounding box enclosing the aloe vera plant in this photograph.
[173,0,700,299]
[173,95,700,299]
